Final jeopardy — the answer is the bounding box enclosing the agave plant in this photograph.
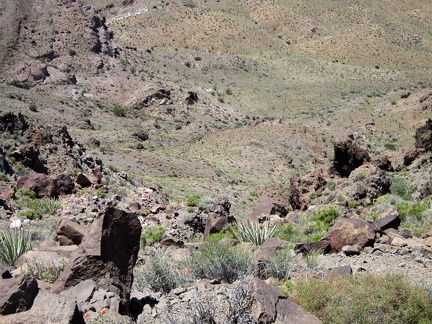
[0,227,33,266]
[229,220,279,246]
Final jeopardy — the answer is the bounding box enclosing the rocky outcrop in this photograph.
[374,207,401,232]
[54,207,141,315]
[415,119,432,151]
[55,219,89,246]
[330,139,370,177]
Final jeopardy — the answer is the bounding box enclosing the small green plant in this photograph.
[0,227,33,266]
[204,230,233,243]
[384,143,397,150]
[112,105,126,117]
[28,102,37,112]
[31,197,61,215]
[229,220,279,246]
[390,176,413,200]
[20,210,42,220]
[140,225,165,248]
[350,167,370,181]
[309,206,342,232]
[133,252,180,294]
[225,87,233,95]
[289,274,432,324]
[347,200,358,209]
[68,49,76,56]
[26,258,66,283]
[185,194,202,207]
[194,56,202,61]
[186,242,257,283]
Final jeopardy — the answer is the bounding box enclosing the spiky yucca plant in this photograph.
[229,220,279,246]
[0,227,33,266]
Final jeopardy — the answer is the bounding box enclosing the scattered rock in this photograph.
[75,173,92,187]
[250,198,289,222]
[56,218,88,246]
[326,265,352,277]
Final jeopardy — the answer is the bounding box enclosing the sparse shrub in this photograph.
[289,274,432,324]
[229,220,279,246]
[194,56,202,61]
[16,192,61,218]
[218,96,225,103]
[133,252,180,293]
[277,222,299,242]
[325,181,336,191]
[390,176,413,200]
[350,167,369,181]
[265,247,293,280]
[140,225,164,248]
[347,200,358,209]
[302,249,320,270]
[31,197,61,215]
[68,49,76,56]
[384,143,397,150]
[26,258,66,283]
[0,227,33,266]
[186,242,257,283]
[185,194,202,207]
[225,87,233,95]
[112,105,126,117]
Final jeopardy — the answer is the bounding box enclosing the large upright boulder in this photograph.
[249,198,288,222]
[53,207,141,315]
[251,278,322,324]
[330,139,370,177]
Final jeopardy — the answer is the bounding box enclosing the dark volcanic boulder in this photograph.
[0,275,38,315]
[330,139,370,177]
[53,207,141,315]
[0,112,30,136]
[415,118,432,151]
[17,173,56,197]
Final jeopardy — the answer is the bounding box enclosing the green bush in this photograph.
[265,247,293,280]
[229,220,279,246]
[20,210,42,220]
[133,252,180,294]
[397,202,427,222]
[112,105,126,117]
[15,193,61,218]
[390,176,413,200]
[185,194,202,207]
[309,206,342,232]
[289,274,432,324]
[186,242,257,283]
[0,227,33,266]
[140,225,164,248]
[204,230,233,243]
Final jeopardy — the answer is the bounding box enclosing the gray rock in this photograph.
[0,275,38,315]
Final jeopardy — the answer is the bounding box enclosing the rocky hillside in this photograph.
[0,0,432,323]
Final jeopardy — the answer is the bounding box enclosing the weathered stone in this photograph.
[53,207,141,315]
[294,240,331,255]
[391,237,407,247]
[0,275,38,315]
[415,119,432,151]
[54,173,75,195]
[249,198,288,222]
[374,207,401,232]
[329,139,370,177]
[324,218,375,253]
[251,278,322,324]
[398,228,412,239]
[150,204,166,214]
[203,212,235,239]
[256,238,290,261]
[75,173,92,187]
[342,244,361,256]
[326,265,352,277]
[56,218,88,246]
[17,173,56,197]
[159,237,184,247]
[425,237,432,247]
